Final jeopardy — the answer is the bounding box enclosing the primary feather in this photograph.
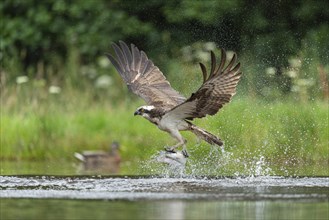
[164,48,242,121]
[106,41,186,110]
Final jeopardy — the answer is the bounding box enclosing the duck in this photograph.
[74,141,121,173]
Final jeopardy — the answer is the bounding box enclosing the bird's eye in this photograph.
[140,109,145,113]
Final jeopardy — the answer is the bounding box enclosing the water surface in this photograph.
[1,175,328,220]
[1,175,328,201]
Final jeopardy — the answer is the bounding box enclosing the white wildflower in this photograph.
[203,42,216,51]
[49,86,61,94]
[266,67,276,76]
[98,57,110,68]
[95,75,112,89]
[285,70,297,78]
[16,76,29,84]
[288,57,302,68]
[296,78,314,87]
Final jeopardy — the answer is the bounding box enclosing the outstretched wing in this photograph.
[106,41,186,109]
[164,49,242,120]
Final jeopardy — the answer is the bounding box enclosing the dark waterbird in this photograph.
[74,141,121,173]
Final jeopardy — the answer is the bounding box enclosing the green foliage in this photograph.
[163,0,241,24]
[1,0,153,81]
[1,0,328,99]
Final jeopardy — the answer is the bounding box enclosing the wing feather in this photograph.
[223,53,237,73]
[164,49,242,121]
[112,43,126,69]
[120,41,132,66]
[210,51,216,77]
[199,63,208,83]
[106,41,186,109]
[214,48,226,76]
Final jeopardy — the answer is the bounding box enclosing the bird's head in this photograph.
[134,105,155,118]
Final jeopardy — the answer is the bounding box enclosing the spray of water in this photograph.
[139,152,186,178]
[138,144,277,178]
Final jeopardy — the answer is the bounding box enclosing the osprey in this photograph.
[106,41,242,157]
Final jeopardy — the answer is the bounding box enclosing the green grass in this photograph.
[1,85,328,176]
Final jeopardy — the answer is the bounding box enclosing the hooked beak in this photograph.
[134,110,140,116]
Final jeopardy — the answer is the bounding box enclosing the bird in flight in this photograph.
[106,41,242,157]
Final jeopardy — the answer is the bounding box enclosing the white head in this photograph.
[134,105,155,118]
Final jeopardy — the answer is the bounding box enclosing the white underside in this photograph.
[157,116,189,150]
[139,105,190,151]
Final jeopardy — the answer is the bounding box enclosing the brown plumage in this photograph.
[106,41,186,110]
[74,142,121,173]
[166,49,242,120]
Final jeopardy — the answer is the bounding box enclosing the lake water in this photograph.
[1,175,328,220]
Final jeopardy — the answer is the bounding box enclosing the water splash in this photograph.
[154,151,187,177]
[139,151,187,177]
[139,145,275,178]
[249,155,273,177]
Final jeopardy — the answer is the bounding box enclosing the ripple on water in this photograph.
[0,176,328,201]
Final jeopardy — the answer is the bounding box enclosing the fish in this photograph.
[156,150,188,166]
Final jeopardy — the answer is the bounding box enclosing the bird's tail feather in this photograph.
[189,124,223,147]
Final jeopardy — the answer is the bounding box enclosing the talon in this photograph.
[182,149,189,158]
[164,146,176,153]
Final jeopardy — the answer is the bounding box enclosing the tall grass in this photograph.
[1,82,328,171]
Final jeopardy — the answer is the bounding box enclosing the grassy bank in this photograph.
[1,86,328,175]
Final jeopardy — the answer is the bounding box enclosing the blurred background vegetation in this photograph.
[1,0,328,175]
